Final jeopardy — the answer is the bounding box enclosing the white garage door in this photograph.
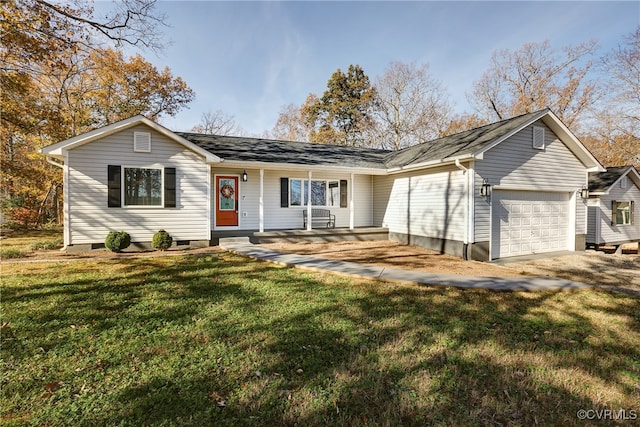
[492,191,570,259]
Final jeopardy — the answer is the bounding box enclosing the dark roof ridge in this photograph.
[392,108,551,157]
[383,108,550,168]
[175,131,392,155]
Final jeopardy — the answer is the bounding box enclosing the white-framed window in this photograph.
[123,167,163,206]
[328,181,340,207]
[290,179,303,206]
[288,178,345,207]
[613,200,634,226]
[134,132,152,153]
[532,126,545,150]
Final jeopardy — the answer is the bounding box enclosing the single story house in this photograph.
[41,108,606,261]
[587,165,640,250]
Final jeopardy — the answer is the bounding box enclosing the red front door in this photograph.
[216,176,239,226]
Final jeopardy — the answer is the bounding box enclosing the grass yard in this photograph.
[2,247,639,425]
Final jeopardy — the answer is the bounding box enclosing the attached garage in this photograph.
[491,190,571,259]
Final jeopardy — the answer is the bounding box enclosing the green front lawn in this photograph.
[2,251,639,426]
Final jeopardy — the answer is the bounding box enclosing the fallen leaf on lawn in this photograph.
[44,382,62,392]
[209,390,226,407]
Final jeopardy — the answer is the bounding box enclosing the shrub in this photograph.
[105,231,131,253]
[29,238,64,251]
[152,229,173,251]
[1,249,27,259]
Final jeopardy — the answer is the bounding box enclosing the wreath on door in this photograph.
[220,183,235,199]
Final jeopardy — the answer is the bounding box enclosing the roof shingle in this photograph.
[176,109,550,170]
[588,165,637,192]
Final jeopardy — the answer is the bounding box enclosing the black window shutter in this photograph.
[631,201,635,225]
[164,167,176,208]
[611,200,617,225]
[280,178,289,207]
[340,179,348,208]
[107,165,121,207]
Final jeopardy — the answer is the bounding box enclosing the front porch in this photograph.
[210,227,389,245]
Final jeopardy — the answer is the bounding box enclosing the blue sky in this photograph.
[136,1,639,135]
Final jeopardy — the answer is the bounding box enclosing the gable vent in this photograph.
[532,126,545,150]
[134,132,151,153]
[620,176,628,189]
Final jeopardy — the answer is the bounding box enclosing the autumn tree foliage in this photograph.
[1,0,194,226]
[271,62,453,149]
[586,28,640,168]
[468,40,599,129]
[303,65,378,146]
[270,103,313,142]
[373,61,452,150]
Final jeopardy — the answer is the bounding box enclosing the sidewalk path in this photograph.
[219,239,592,291]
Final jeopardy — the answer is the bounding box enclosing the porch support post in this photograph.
[259,168,264,232]
[306,170,312,231]
[349,172,355,229]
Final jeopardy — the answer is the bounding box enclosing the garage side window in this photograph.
[612,200,634,225]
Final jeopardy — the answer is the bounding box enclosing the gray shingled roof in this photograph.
[176,133,391,169]
[588,165,637,192]
[384,109,548,168]
[176,109,549,170]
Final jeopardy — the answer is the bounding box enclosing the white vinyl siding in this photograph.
[592,182,640,244]
[380,166,467,242]
[586,205,599,243]
[475,121,587,243]
[67,125,209,244]
[373,175,394,227]
[211,169,373,230]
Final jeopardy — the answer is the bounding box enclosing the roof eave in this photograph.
[40,116,221,163]
[540,112,605,172]
[604,166,640,191]
[472,109,550,159]
[386,154,475,174]
[472,109,606,172]
[219,159,388,175]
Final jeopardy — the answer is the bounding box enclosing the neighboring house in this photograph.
[41,108,605,261]
[587,166,640,249]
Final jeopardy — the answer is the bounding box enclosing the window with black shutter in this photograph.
[108,165,121,207]
[280,177,289,207]
[164,168,176,208]
[108,165,176,208]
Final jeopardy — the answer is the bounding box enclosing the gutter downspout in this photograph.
[45,156,68,251]
[46,157,64,169]
[455,159,470,260]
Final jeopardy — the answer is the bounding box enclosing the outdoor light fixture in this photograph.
[242,170,248,182]
[480,179,491,197]
[579,186,589,199]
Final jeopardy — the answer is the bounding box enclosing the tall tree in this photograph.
[270,103,311,142]
[191,110,245,136]
[586,28,640,167]
[441,113,488,137]
[468,40,599,128]
[304,65,378,146]
[0,0,192,226]
[374,61,452,150]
